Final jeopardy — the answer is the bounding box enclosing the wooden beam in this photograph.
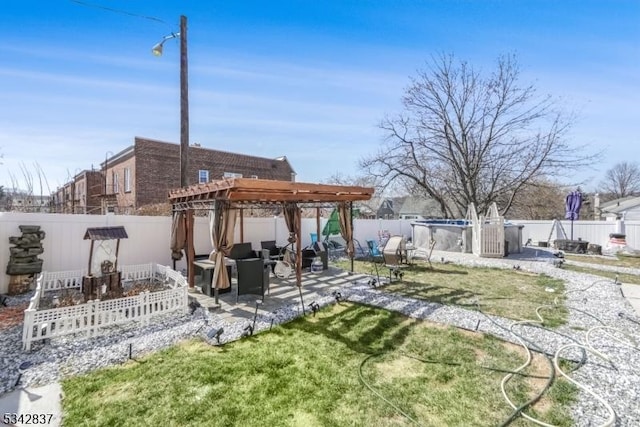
[88,240,94,276]
[169,178,374,203]
[228,192,371,203]
[114,238,121,271]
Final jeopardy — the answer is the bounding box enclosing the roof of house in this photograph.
[599,196,640,215]
[373,196,407,214]
[399,196,442,218]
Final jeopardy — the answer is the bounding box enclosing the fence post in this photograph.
[22,309,35,351]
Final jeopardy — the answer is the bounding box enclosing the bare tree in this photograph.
[500,178,568,220]
[5,162,52,212]
[361,53,598,217]
[599,162,640,199]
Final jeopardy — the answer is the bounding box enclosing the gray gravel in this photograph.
[1,247,639,426]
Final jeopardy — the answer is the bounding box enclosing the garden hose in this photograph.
[553,344,616,427]
[358,351,556,427]
[618,312,640,326]
[354,271,639,427]
[496,276,639,427]
[498,324,555,427]
[358,353,424,427]
[472,300,590,427]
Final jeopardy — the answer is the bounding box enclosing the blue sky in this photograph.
[1,0,638,194]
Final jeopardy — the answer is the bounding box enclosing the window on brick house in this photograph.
[112,171,119,193]
[198,170,209,183]
[124,168,131,192]
[223,172,243,178]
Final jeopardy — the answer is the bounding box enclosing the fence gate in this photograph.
[467,203,505,258]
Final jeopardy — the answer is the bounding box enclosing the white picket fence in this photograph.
[22,263,188,351]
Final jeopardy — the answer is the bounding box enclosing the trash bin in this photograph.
[504,240,509,257]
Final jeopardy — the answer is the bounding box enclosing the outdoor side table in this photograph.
[193,259,233,297]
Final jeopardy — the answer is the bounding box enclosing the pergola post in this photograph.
[239,207,244,243]
[350,201,354,273]
[296,206,302,287]
[186,208,195,288]
[316,207,321,244]
[296,204,305,315]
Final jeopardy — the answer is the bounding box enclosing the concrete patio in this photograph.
[188,265,368,324]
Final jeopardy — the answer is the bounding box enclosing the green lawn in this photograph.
[561,253,640,285]
[564,253,640,269]
[333,260,568,327]
[62,304,576,426]
[561,264,640,285]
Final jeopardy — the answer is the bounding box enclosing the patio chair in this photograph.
[312,241,329,270]
[228,243,258,260]
[382,236,409,282]
[236,258,270,302]
[366,240,383,261]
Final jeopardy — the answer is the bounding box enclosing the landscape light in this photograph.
[15,361,33,387]
[207,327,224,345]
[332,291,343,302]
[309,301,320,316]
[242,324,254,337]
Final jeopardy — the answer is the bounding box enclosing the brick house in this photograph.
[100,137,296,213]
[51,170,104,214]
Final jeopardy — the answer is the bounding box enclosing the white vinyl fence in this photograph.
[3,212,640,294]
[511,219,640,249]
[22,263,188,351]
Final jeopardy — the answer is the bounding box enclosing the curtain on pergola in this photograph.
[283,202,302,286]
[338,202,354,259]
[283,202,300,244]
[170,211,186,261]
[210,200,237,291]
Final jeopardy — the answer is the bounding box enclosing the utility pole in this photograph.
[180,15,189,188]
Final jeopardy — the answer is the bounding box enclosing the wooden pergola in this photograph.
[168,178,374,303]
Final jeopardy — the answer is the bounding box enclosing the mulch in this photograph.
[0,304,27,331]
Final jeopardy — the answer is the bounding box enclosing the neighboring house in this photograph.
[51,170,104,214]
[398,196,442,220]
[597,195,640,221]
[376,198,400,219]
[98,137,297,214]
[3,191,50,213]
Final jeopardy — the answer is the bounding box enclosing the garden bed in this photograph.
[22,263,188,351]
[38,279,171,310]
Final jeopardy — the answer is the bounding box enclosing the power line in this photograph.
[69,0,170,27]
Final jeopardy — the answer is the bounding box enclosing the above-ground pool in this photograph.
[411,220,524,255]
